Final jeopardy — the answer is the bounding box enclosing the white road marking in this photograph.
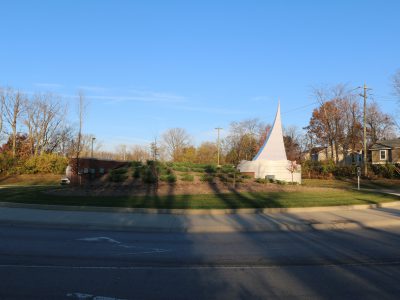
[77,236,170,255]
[67,292,127,300]
[77,237,121,244]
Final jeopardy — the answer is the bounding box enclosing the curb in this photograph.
[0,200,399,215]
[1,218,399,233]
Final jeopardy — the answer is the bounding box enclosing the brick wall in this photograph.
[68,158,129,184]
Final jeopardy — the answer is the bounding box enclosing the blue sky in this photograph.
[1,0,399,150]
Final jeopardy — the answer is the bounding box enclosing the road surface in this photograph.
[1,224,400,299]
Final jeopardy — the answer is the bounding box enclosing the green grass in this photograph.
[0,174,60,186]
[0,185,398,209]
[303,178,400,191]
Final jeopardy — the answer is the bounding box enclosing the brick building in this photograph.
[68,157,129,184]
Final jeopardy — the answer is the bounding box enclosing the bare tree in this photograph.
[114,144,128,161]
[24,93,65,156]
[74,91,87,179]
[162,128,191,161]
[0,89,4,141]
[50,125,76,156]
[287,161,299,184]
[394,69,400,99]
[393,69,400,128]
[366,101,397,144]
[224,118,266,165]
[130,145,151,162]
[1,87,25,157]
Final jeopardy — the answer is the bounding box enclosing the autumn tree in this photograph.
[0,91,4,142]
[178,146,197,163]
[196,142,218,164]
[307,85,357,163]
[0,133,31,160]
[283,126,302,162]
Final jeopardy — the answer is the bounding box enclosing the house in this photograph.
[370,139,400,165]
[303,145,363,166]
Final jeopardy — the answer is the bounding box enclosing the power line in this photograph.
[282,102,319,115]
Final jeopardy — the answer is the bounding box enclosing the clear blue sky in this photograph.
[1,0,399,150]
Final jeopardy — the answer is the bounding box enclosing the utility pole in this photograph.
[151,137,159,161]
[215,127,222,167]
[91,137,96,158]
[363,84,367,176]
[359,84,370,177]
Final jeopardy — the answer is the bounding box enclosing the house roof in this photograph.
[370,139,400,150]
[309,146,327,154]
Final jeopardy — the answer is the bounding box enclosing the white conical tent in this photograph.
[253,102,287,161]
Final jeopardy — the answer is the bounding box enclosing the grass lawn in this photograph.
[0,174,60,186]
[303,178,400,191]
[0,185,398,209]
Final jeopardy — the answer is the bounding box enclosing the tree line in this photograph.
[1,70,399,175]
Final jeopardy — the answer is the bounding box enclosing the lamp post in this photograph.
[91,137,96,158]
[215,127,222,167]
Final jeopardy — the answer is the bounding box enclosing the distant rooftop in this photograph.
[370,139,400,150]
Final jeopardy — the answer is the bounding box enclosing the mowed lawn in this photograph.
[0,185,398,209]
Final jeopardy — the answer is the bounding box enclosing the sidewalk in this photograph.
[0,201,399,232]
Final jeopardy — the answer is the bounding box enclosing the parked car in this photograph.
[60,178,70,185]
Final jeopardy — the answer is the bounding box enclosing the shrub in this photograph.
[159,174,177,183]
[180,173,194,182]
[371,164,400,179]
[172,166,190,172]
[130,161,143,168]
[204,164,217,173]
[109,167,128,182]
[141,166,158,184]
[255,178,269,184]
[200,174,215,182]
[241,174,253,179]
[217,173,228,182]
[132,166,142,179]
[22,153,68,174]
[220,164,235,173]
[275,179,287,185]
[332,166,356,178]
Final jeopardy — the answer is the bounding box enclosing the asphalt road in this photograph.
[1,225,400,299]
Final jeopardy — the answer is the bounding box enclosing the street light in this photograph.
[91,137,96,158]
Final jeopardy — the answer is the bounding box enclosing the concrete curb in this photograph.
[0,200,399,215]
[1,218,399,233]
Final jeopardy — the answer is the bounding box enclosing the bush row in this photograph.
[301,160,400,179]
[0,153,68,175]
